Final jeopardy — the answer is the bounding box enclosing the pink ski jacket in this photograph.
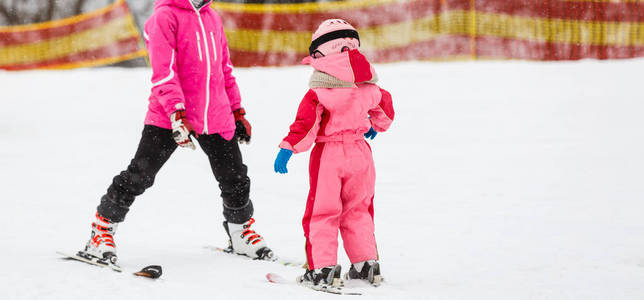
[143,0,241,140]
[280,50,395,153]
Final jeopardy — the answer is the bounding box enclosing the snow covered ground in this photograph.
[1,59,643,299]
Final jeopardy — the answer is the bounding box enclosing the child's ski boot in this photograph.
[345,260,383,286]
[298,265,344,290]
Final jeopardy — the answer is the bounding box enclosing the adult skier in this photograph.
[80,0,272,265]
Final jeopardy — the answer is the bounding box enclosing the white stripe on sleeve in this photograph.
[151,50,175,87]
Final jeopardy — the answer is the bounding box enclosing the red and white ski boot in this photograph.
[81,212,119,265]
[223,218,273,260]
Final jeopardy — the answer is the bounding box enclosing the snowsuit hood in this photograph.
[302,49,378,88]
[154,0,212,11]
[281,49,392,154]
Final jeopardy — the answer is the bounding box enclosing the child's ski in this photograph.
[266,273,362,296]
[203,245,306,268]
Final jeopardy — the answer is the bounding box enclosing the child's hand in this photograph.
[274,149,293,174]
[364,127,377,140]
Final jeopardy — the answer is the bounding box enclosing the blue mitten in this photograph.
[274,148,293,174]
[364,127,377,140]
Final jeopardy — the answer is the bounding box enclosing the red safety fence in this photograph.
[0,0,146,71]
[1,0,642,70]
[213,0,644,67]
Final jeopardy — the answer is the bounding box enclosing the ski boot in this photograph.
[298,265,344,290]
[345,260,383,286]
[223,218,273,260]
[80,212,119,266]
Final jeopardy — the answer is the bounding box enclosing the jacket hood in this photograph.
[154,0,212,12]
[302,49,377,84]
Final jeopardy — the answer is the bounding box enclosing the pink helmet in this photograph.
[309,19,360,58]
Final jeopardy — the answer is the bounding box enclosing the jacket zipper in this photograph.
[196,32,203,61]
[194,7,211,134]
[210,32,217,62]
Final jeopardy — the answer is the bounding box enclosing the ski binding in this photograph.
[57,250,122,272]
[266,272,362,296]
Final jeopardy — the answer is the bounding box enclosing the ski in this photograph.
[56,250,122,272]
[57,251,164,279]
[266,273,362,295]
[203,245,307,268]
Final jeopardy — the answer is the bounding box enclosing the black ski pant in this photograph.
[97,125,253,224]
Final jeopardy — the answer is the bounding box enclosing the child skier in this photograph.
[273,19,395,288]
[80,0,272,266]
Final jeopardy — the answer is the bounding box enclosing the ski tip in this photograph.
[266,273,286,283]
[134,265,163,279]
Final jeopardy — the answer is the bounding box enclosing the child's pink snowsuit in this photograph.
[143,0,241,140]
[279,50,395,270]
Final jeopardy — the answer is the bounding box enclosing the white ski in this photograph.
[266,272,362,296]
[57,251,164,280]
[203,245,306,268]
[56,250,122,272]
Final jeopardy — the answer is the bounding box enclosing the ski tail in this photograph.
[56,250,122,272]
